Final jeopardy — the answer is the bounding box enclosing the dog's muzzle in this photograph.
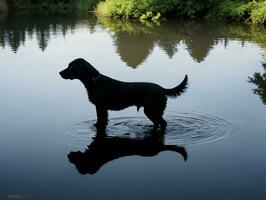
[59,69,72,80]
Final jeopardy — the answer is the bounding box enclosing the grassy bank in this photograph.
[2,0,266,24]
[96,0,266,24]
[213,0,266,24]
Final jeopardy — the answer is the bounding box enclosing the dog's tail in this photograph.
[164,75,188,98]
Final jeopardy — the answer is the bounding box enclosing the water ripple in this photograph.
[66,111,235,146]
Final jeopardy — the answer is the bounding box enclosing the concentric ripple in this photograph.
[66,111,235,146]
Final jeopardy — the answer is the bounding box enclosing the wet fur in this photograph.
[60,58,188,133]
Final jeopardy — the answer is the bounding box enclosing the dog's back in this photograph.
[60,58,188,132]
[88,74,188,111]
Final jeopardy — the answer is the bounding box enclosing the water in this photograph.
[67,111,233,146]
[0,13,266,199]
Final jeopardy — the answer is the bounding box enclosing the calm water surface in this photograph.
[0,13,266,199]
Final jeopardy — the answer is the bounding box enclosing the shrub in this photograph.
[250,1,266,24]
[96,0,183,19]
[6,0,89,13]
[214,0,266,24]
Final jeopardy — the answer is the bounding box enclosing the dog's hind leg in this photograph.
[159,117,167,132]
[144,107,166,132]
[144,97,167,132]
[96,105,108,133]
[144,107,159,129]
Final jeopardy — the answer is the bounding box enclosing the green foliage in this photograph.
[4,0,266,24]
[96,0,221,20]
[88,0,101,10]
[250,1,266,24]
[6,0,89,13]
[96,0,266,24]
[214,0,266,24]
[96,0,182,19]
[214,0,254,20]
[182,0,217,18]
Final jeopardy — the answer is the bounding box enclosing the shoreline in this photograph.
[0,10,264,28]
[0,4,265,26]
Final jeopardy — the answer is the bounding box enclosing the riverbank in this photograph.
[0,0,265,24]
[1,0,89,14]
[95,0,266,24]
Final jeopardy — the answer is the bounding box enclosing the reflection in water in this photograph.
[114,32,154,68]
[99,18,266,67]
[0,11,7,22]
[2,14,265,199]
[1,14,266,68]
[0,13,97,52]
[67,111,233,147]
[249,61,266,105]
[68,132,187,175]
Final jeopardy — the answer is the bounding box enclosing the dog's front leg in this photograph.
[95,105,108,133]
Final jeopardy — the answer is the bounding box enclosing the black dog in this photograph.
[60,58,188,132]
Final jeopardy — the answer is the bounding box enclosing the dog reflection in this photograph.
[68,134,187,175]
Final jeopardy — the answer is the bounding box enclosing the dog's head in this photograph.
[59,58,99,80]
[68,151,102,175]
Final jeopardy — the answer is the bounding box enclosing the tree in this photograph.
[0,0,8,12]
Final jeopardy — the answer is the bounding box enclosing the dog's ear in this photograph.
[69,58,100,80]
[75,58,86,64]
[82,60,100,79]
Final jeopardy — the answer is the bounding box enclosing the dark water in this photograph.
[0,13,266,199]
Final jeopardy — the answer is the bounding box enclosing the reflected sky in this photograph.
[0,13,266,200]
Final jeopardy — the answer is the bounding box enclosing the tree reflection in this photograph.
[0,13,97,52]
[115,32,154,68]
[248,59,266,105]
[1,14,266,69]
[98,18,266,68]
